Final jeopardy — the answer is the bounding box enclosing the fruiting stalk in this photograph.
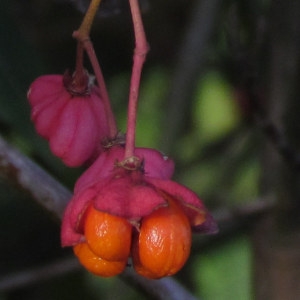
[124,0,149,159]
[73,0,118,138]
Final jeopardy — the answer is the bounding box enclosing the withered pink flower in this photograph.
[27,73,110,167]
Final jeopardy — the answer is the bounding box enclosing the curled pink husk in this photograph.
[145,177,219,234]
[27,75,110,167]
[61,165,218,247]
[74,145,175,194]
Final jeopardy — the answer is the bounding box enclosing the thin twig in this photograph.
[0,257,80,292]
[189,197,275,255]
[121,268,200,300]
[0,257,200,300]
[161,0,222,153]
[0,135,71,219]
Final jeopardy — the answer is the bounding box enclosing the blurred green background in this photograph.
[0,0,269,299]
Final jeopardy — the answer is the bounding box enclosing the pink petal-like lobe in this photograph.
[74,146,174,194]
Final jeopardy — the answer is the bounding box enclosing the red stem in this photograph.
[69,43,90,95]
[72,0,118,138]
[124,0,149,159]
[75,43,85,76]
[78,36,118,138]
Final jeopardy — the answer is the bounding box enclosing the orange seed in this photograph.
[84,205,132,261]
[74,243,127,277]
[132,198,192,279]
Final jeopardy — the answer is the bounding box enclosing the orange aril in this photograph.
[84,205,132,261]
[74,243,127,277]
[132,197,192,279]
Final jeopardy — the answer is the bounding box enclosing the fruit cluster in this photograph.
[60,146,217,278]
[75,196,191,278]
[27,0,218,279]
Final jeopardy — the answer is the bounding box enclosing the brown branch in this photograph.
[121,268,200,300]
[0,257,80,292]
[0,256,199,300]
[0,135,71,219]
[192,196,275,250]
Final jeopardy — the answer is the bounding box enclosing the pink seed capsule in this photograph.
[27,73,110,167]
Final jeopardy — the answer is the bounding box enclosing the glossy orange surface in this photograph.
[133,198,192,279]
[84,205,132,261]
[74,243,127,277]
